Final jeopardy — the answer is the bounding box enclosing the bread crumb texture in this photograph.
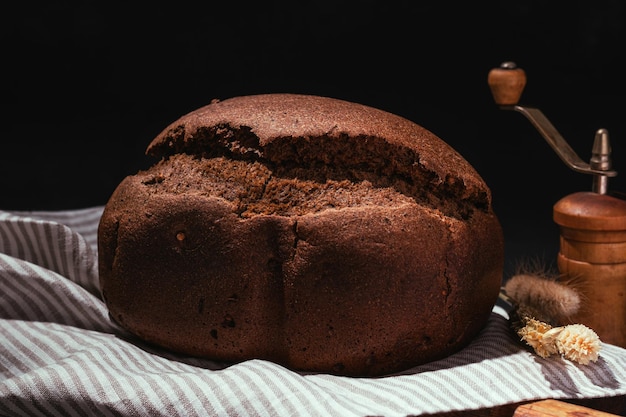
[140,131,488,220]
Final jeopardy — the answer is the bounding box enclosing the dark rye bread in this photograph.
[98,93,504,376]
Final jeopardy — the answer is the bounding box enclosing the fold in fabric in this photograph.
[1,208,625,417]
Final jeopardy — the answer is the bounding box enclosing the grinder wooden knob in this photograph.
[487,61,527,106]
[554,191,626,348]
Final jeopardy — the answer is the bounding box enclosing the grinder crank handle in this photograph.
[487,61,617,179]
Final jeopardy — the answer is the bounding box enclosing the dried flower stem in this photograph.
[504,273,580,324]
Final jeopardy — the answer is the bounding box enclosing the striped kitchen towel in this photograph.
[1,207,625,417]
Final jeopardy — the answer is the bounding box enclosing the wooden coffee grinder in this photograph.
[488,61,626,348]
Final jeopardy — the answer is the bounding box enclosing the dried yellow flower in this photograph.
[547,324,601,365]
[517,317,558,358]
[516,318,601,364]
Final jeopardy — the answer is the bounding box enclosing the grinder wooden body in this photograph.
[489,62,625,348]
[554,191,626,348]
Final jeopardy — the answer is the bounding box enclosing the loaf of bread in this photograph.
[98,93,504,376]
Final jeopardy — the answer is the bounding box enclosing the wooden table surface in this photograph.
[427,396,625,416]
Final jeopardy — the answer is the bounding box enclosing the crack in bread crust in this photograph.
[143,130,487,220]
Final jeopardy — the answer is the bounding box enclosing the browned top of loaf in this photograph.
[146,93,492,213]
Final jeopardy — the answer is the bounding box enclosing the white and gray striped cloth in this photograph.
[1,207,625,417]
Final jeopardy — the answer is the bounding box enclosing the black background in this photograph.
[2,1,625,277]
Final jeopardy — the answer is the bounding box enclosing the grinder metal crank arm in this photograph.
[487,61,617,194]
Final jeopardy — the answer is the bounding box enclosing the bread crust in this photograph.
[98,94,504,376]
